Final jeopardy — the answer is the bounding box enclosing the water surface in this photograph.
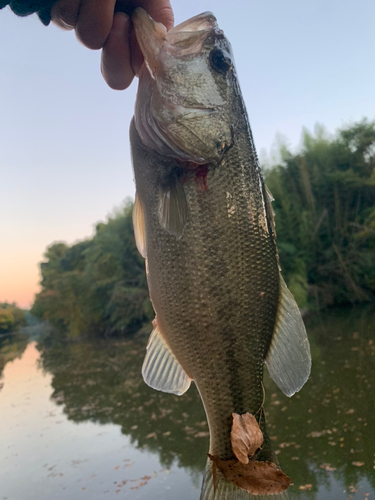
[0,306,374,499]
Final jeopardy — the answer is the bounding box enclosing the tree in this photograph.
[265,119,375,308]
[0,303,26,333]
[32,202,152,338]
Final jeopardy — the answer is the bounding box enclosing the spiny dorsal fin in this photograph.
[158,176,188,239]
[264,183,276,235]
[133,192,147,258]
[265,185,275,203]
[265,275,311,397]
[142,321,191,396]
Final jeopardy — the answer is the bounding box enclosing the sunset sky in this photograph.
[1,0,375,308]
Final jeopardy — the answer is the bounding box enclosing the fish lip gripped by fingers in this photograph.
[132,8,167,79]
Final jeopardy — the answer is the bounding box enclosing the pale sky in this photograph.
[1,0,374,308]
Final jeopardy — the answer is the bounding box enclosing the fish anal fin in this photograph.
[266,275,311,397]
[231,413,263,464]
[133,192,147,258]
[142,320,191,396]
[158,176,188,239]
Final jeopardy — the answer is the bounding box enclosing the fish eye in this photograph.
[209,47,232,73]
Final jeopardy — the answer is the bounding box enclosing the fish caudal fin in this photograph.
[199,458,291,500]
[265,275,311,397]
[200,413,291,500]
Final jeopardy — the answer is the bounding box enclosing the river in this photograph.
[0,306,374,500]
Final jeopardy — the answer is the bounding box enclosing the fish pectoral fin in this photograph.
[158,176,188,239]
[265,275,311,397]
[142,321,191,396]
[133,192,147,258]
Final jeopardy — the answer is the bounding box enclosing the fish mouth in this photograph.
[168,11,218,33]
[132,8,219,76]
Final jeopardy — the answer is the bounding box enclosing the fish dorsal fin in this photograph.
[142,321,191,396]
[133,193,147,258]
[264,183,276,236]
[265,275,311,397]
[158,176,188,239]
[265,184,276,217]
[265,184,275,203]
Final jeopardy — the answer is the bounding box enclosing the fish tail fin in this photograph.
[199,458,291,500]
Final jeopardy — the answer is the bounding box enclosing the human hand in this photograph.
[51,0,174,90]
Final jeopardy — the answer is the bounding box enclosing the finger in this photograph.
[75,0,117,50]
[101,13,134,90]
[114,0,174,29]
[136,0,174,30]
[51,0,81,30]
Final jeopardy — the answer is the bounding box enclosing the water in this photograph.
[0,306,374,500]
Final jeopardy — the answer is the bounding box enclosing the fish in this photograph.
[130,8,311,500]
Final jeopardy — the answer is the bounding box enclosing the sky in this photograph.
[1,0,375,308]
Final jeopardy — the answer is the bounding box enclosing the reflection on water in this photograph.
[38,335,209,473]
[0,306,374,500]
[0,332,28,386]
[264,306,375,499]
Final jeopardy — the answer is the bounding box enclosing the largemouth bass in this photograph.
[130,8,311,500]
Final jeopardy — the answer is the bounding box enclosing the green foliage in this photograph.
[32,202,152,338]
[265,119,375,308]
[0,303,26,333]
